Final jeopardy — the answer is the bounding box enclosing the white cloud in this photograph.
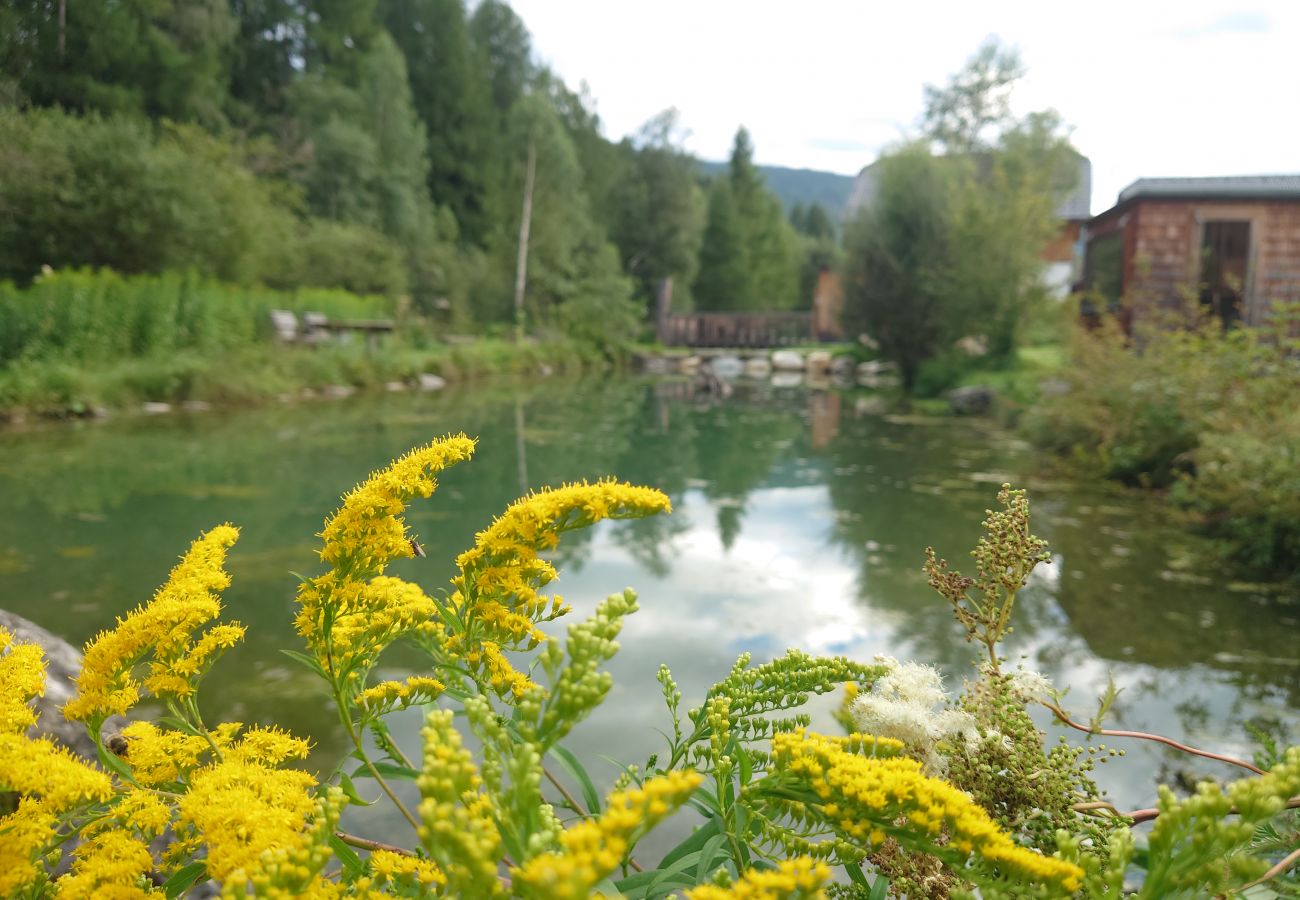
[508,0,1300,214]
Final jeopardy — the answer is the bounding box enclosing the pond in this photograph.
[1,376,1297,850]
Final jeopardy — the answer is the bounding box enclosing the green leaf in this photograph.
[338,771,376,807]
[547,744,601,815]
[867,871,890,900]
[695,832,729,879]
[279,648,325,676]
[352,761,419,781]
[328,834,365,878]
[659,815,722,869]
[737,745,753,786]
[162,862,207,898]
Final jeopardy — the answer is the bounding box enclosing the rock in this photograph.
[538,363,554,377]
[709,355,744,379]
[948,385,997,416]
[141,401,172,415]
[86,405,110,420]
[636,354,673,375]
[385,381,408,392]
[1039,377,1071,397]
[322,384,357,400]
[417,373,447,391]
[829,355,856,377]
[0,609,115,759]
[770,349,804,371]
[771,371,803,388]
[856,359,896,378]
[676,355,701,374]
[180,400,212,413]
[806,350,833,376]
[743,357,772,377]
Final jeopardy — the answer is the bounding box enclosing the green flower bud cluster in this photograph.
[948,671,1123,858]
[531,588,639,749]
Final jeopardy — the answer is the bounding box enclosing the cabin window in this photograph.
[1199,220,1250,327]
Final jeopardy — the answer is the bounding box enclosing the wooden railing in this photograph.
[659,312,812,348]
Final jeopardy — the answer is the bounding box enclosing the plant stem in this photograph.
[1043,701,1264,775]
[1240,844,1300,890]
[337,696,422,835]
[335,831,414,856]
[542,764,644,873]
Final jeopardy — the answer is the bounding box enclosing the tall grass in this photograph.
[0,269,392,365]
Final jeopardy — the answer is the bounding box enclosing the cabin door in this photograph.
[1199,220,1250,327]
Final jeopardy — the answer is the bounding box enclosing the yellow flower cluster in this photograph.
[65,524,241,722]
[0,625,47,732]
[368,849,447,889]
[770,730,1084,892]
[117,720,211,786]
[685,856,832,899]
[356,675,446,714]
[512,769,702,898]
[318,434,477,572]
[296,436,474,686]
[54,830,154,899]
[449,480,671,698]
[417,709,506,897]
[0,630,117,895]
[178,754,319,881]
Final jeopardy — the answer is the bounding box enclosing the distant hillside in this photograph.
[697,160,856,221]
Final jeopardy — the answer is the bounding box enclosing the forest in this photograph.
[0,0,827,347]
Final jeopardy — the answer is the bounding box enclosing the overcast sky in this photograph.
[509,0,1300,215]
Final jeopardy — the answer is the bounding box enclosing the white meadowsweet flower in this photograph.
[852,656,977,773]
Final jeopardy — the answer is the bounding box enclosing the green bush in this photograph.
[1026,304,1300,575]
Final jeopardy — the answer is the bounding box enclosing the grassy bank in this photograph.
[0,269,611,421]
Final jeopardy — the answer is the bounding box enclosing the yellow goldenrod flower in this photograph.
[65,524,241,722]
[368,849,447,888]
[0,732,113,812]
[512,769,702,899]
[355,675,445,714]
[317,434,476,573]
[449,480,670,699]
[177,755,318,881]
[116,721,211,787]
[227,725,313,767]
[686,856,832,899]
[87,788,173,838]
[0,626,47,734]
[769,730,1083,892]
[0,798,58,896]
[54,830,154,899]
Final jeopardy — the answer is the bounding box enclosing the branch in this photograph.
[335,831,414,856]
[1240,844,1300,891]
[1043,701,1265,775]
[1073,796,1300,824]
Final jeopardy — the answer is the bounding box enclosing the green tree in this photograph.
[842,40,1077,388]
[693,127,800,311]
[2,0,236,126]
[606,110,706,310]
[842,145,955,391]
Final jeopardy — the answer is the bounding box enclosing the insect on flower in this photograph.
[408,538,426,558]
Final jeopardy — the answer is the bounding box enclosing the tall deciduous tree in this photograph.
[843,40,1077,388]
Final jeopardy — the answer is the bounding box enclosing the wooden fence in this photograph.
[658,311,812,348]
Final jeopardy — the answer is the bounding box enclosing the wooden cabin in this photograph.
[1080,176,1300,327]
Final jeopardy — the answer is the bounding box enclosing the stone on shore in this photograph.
[743,357,772,377]
[770,349,804,371]
[709,355,744,379]
[948,384,996,416]
[417,373,447,391]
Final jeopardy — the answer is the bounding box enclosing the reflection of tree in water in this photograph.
[819,415,1043,672]
[1041,497,1300,706]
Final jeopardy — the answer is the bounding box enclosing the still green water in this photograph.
[1,377,1297,846]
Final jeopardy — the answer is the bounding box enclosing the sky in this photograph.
[508,0,1300,216]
